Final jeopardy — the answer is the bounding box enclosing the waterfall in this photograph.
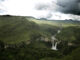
[51,36,58,50]
[51,24,62,50]
[58,30,61,34]
[51,29,61,50]
[52,41,58,50]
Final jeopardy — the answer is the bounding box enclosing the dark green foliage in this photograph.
[56,26,80,44]
[56,27,80,55]
[0,16,58,44]
[0,16,80,60]
[39,24,58,35]
[58,47,80,60]
[0,40,4,48]
[0,41,63,60]
[0,16,39,43]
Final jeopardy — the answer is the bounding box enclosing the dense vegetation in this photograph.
[0,16,57,44]
[0,15,80,60]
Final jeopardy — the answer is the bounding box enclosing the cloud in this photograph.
[35,0,58,19]
[0,0,7,13]
[0,0,80,20]
[35,0,57,11]
[57,0,80,15]
[35,3,49,10]
[35,0,80,20]
[0,0,5,2]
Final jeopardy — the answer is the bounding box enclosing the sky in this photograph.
[0,0,80,20]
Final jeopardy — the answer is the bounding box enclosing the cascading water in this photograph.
[52,40,58,50]
[51,24,62,50]
[51,36,58,50]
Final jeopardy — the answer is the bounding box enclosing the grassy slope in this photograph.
[0,16,40,44]
[30,18,80,27]
[0,16,80,44]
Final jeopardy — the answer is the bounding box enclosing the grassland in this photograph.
[29,18,80,27]
[0,15,80,44]
[0,15,80,60]
[0,16,40,44]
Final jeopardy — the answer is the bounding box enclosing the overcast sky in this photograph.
[0,0,80,20]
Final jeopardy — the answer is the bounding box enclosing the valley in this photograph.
[0,15,80,60]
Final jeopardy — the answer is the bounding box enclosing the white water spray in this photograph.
[51,24,62,50]
[51,36,58,50]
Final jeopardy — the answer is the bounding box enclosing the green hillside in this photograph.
[0,15,80,60]
[0,16,40,44]
[30,18,80,27]
[0,15,80,44]
[0,15,58,44]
